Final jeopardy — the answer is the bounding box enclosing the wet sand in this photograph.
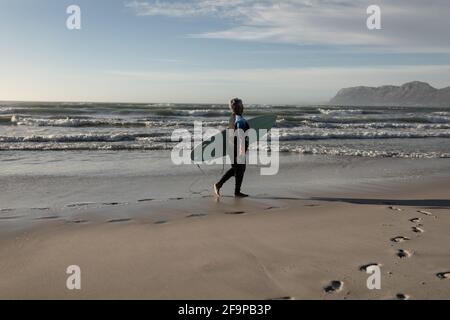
[0,175,449,299]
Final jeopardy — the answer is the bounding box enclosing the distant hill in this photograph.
[329,81,450,107]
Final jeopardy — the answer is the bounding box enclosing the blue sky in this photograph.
[1,0,450,104]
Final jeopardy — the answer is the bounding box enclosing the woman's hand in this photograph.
[239,144,245,156]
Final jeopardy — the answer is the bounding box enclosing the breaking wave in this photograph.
[279,129,450,141]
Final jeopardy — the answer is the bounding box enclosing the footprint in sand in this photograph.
[225,211,246,215]
[417,210,432,216]
[396,249,412,258]
[186,213,208,218]
[107,218,132,223]
[34,216,60,220]
[388,206,403,211]
[396,293,410,300]
[0,215,23,220]
[359,263,382,272]
[264,206,279,210]
[436,272,450,280]
[269,296,294,300]
[390,236,410,243]
[102,202,126,206]
[412,226,424,233]
[66,202,95,208]
[137,198,153,202]
[324,280,343,293]
[409,218,422,223]
[68,219,88,224]
[154,220,168,225]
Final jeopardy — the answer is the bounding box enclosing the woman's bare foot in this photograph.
[213,183,221,197]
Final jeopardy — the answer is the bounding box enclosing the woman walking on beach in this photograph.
[214,98,249,198]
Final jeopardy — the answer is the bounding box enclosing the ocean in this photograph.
[1,101,450,157]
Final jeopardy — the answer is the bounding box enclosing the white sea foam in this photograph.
[0,107,15,114]
[1,140,448,159]
[12,116,149,127]
[279,145,450,159]
[0,132,166,143]
[318,108,364,116]
[0,142,173,151]
[162,109,229,116]
[425,115,450,123]
[432,111,450,116]
[10,116,228,128]
[278,128,450,141]
[298,121,450,129]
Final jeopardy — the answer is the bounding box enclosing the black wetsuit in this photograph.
[217,115,250,194]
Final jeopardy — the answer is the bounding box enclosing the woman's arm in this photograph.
[228,113,236,129]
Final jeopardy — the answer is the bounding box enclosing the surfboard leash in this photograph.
[196,163,206,175]
[187,163,208,196]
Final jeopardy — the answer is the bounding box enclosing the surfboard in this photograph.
[191,114,277,162]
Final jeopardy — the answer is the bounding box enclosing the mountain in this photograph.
[329,81,450,107]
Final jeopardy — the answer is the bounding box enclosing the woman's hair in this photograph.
[229,98,244,115]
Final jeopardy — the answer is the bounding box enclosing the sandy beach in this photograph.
[1,156,449,300]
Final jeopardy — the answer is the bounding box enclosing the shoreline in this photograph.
[0,172,449,299]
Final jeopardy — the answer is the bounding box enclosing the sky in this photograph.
[1,0,450,104]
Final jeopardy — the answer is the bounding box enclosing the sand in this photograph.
[0,176,449,300]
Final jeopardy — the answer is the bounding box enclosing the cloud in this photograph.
[125,0,258,18]
[126,0,450,53]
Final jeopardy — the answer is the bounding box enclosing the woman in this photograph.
[213,98,249,198]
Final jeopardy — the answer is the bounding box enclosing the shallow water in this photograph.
[1,151,449,224]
